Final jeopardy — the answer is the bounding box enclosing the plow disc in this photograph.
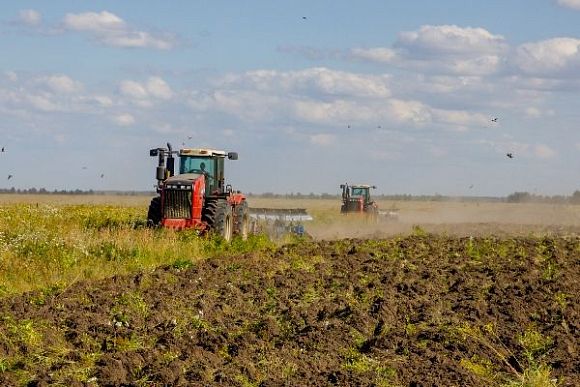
[249,208,313,238]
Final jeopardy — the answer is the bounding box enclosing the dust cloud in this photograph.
[303,200,580,240]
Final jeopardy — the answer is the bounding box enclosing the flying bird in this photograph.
[491,117,498,123]
[302,16,307,20]
[100,173,104,178]
[7,174,12,180]
[82,166,88,170]
[187,136,193,140]
[1,147,4,152]
[506,152,514,159]
[469,184,474,189]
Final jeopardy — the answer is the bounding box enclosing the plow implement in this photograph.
[249,208,313,238]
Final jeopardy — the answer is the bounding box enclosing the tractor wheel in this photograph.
[203,199,233,242]
[147,196,162,227]
[234,201,250,240]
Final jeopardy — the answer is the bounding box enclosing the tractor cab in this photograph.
[178,148,237,195]
[350,185,372,203]
[150,145,238,196]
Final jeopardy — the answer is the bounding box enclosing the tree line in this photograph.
[1,187,580,204]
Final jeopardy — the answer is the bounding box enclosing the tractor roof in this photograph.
[179,148,227,157]
[350,184,374,189]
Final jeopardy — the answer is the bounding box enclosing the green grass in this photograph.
[0,203,274,296]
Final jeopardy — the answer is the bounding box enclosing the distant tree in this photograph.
[506,191,531,203]
[571,190,580,204]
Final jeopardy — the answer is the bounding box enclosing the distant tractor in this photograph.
[340,183,399,221]
[147,143,249,242]
[340,183,379,216]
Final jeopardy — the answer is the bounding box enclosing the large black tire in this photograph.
[203,199,233,242]
[234,201,250,240]
[147,196,162,227]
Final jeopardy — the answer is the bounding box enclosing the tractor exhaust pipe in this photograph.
[166,142,175,177]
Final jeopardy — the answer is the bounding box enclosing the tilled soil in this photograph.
[0,235,578,386]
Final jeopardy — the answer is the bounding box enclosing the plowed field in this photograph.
[0,235,578,386]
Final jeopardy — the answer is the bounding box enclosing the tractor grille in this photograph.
[163,189,192,219]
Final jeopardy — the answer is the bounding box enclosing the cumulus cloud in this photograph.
[119,77,173,100]
[188,67,488,132]
[119,80,148,99]
[40,74,83,94]
[146,77,173,99]
[513,38,580,77]
[556,0,580,10]
[19,9,42,26]
[219,67,391,98]
[351,25,508,76]
[62,11,177,49]
[113,113,136,126]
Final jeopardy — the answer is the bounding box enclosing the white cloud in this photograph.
[119,77,173,100]
[26,94,59,112]
[40,75,83,94]
[350,48,396,63]
[19,9,42,26]
[113,113,135,126]
[146,77,173,99]
[219,67,391,98]
[93,95,114,107]
[352,25,507,76]
[514,38,580,77]
[397,25,506,55]
[119,80,148,99]
[556,0,580,10]
[63,11,125,31]
[386,99,432,124]
[62,11,176,50]
[188,68,489,132]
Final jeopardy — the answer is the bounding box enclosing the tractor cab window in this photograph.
[180,157,215,177]
[351,187,370,202]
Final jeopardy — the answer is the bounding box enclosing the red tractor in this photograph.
[147,143,249,241]
[340,183,379,217]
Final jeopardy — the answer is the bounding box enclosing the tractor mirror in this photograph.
[227,152,238,160]
[340,184,345,189]
[150,148,159,157]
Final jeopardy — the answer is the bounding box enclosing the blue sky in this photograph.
[1,0,580,196]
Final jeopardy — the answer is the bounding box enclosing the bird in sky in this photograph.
[82,166,88,170]
[302,16,307,20]
[7,174,12,180]
[469,184,474,189]
[187,135,193,140]
[100,173,104,178]
[1,147,4,152]
[506,152,514,159]
[491,117,498,123]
